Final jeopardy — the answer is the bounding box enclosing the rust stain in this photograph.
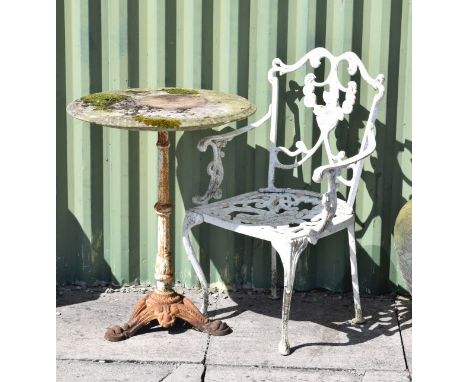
[154,132,173,291]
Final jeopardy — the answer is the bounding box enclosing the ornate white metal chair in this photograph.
[182,47,385,355]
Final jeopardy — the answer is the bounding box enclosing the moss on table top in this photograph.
[80,92,130,110]
[66,88,256,132]
[133,115,181,129]
[162,88,199,95]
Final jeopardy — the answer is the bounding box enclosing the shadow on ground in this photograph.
[207,289,411,354]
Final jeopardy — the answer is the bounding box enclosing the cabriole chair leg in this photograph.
[347,224,365,324]
[182,212,209,315]
[278,277,294,355]
[275,239,308,356]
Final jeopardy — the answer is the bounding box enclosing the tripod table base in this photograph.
[104,290,231,341]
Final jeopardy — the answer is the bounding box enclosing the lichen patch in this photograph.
[138,94,207,110]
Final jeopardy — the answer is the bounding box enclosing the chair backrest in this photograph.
[266,47,385,207]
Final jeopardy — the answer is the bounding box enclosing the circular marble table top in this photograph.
[66,88,256,132]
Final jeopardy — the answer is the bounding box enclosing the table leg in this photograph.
[104,131,231,341]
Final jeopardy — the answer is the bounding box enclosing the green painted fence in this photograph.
[57,0,412,294]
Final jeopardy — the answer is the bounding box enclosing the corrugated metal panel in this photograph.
[57,0,412,294]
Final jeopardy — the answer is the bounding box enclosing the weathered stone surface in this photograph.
[56,290,208,363]
[66,88,256,132]
[56,360,175,382]
[362,370,411,381]
[164,363,205,382]
[205,365,363,382]
[56,289,410,380]
[394,200,412,295]
[207,292,407,371]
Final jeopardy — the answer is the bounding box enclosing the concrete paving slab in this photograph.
[205,365,364,382]
[57,288,409,380]
[164,363,205,382]
[56,360,175,382]
[56,290,208,363]
[362,370,410,381]
[207,291,406,371]
[395,296,412,374]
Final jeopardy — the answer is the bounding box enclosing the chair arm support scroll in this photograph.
[312,130,376,184]
[192,106,272,205]
[310,169,339,237]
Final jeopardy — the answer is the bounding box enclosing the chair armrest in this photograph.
[310,130,376,235]
[312,130,376,183]
[192,106,272,205]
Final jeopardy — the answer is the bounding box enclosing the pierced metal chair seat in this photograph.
[182,47,385,355]
[191,189,354,243]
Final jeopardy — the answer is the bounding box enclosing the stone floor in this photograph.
[56,287,412,382]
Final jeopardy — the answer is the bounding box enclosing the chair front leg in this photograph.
[347,223,365,324]
[273,238,308,356]
[182,211,209,315]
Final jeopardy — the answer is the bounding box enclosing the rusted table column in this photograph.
[103,131,230,340]
[154,131,173,292]
[66,88,256,341]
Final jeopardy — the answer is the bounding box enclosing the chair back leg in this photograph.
[347,224,365,324]
[273,238,308,355]
[270,247,279,300]
[182,212,209,315]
